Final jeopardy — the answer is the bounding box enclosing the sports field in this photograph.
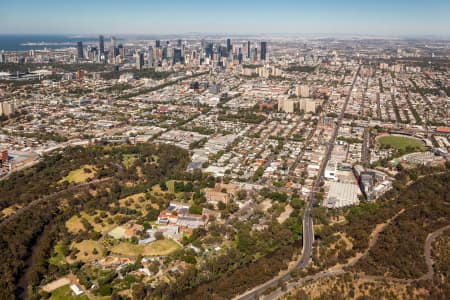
[377,135,425,151]
[111,239,180,257]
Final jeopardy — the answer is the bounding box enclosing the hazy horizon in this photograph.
[1,0,450,36]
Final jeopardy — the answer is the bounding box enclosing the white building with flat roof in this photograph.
[326,182,360,209]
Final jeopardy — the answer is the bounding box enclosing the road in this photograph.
[263,208,406,299]
[235,66,361,300]
[361,127,370,167]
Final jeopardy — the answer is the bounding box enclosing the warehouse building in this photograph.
[326,181,360,209]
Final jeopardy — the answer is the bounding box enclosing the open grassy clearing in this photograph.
[49,284,89,300]
[1,204,22,218]
[110,239,180,257]
[115,192,157,215]
[122,154,139,168]
[48,241,66,267]
[65,215,86,233]
[377,135,425,151]
[65,210,121,234]
[59,165,96,184]
[69,240,103,262]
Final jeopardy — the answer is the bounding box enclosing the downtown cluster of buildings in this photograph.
[72,36,268,70]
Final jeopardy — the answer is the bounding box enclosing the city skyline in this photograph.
[1,0,450,37]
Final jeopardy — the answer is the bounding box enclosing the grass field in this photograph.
[116,193,154,215]
[111,239,180,257]
[48,242,66,267]
[65,215,85,233]
[377,135,425,151]
[59,165,96,184]
[122,154,138,168]
[166,180,176,193]
[70,240,103,262]
[49,285,89,300]
[66,210,119,234]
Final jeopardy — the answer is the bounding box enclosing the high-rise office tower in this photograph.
[99,35,104,54]
[155,40,161,48]
[247,41,251,59]
[111,36,117,55]
[136,52,144,70]
[173,48,182,64]
[118,44,123,58]
[205,43,214,58]
[77,41,83,59]
[260,41,267,61]
[177,39,182,47]
[253,47,258,62]
[227,38,232,53]
[148,46,154,67]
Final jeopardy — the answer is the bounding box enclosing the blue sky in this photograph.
[0,0,449,36]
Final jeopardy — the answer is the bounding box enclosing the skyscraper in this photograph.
[247,41,251,59]
[77,41,83,59]
[177,39,182,47]
[227,38,232,53]
[260,41,267,61]
[173,48,182,64]
[205,43,214,58]
[99,35,104,54]
[148,46,154,67]
[135,52,144,70]
[155,40,161,48]
[111,36,117,56]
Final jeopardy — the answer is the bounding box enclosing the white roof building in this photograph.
[326,182,360,209]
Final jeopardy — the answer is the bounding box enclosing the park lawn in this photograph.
[70,240,103,262]
[110,242,143,257]
[49,285,89,300]
[151,184,163,193]
[116,193,149,214]
[111,239,180,257]
[122,154,138,168]
[48,241,66,267]
[66,215,85,233]
[166,180,176,193]
[66,211,119,234]
[378,135,425,151]
[59,165,96,184]
[164,180,191,201]
[142,239,181,256]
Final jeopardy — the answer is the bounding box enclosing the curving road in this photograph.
[265,217,449,299]
[235,66,361,300]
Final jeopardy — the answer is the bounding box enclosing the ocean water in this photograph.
[0,35,98,51]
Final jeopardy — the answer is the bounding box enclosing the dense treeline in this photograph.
[0,143,189,299]
[353,171,450,278]
[130,210,303,300]
[218,111,266,124]
[0,63,111,73]
[101,68,172,80]
[310,164,450,273]
[132,241,301,300]
[342,164,449,253]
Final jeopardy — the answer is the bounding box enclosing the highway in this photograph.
[235,65,360,300]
